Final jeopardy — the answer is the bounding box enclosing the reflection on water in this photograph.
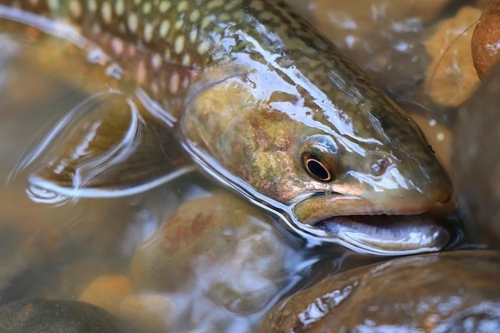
[25,184,71,206]
[0,0,492,332]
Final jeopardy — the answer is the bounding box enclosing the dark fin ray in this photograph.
[28,92,193,198]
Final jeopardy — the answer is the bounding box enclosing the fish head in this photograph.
[292,112,452,225]
[281,62,454,253]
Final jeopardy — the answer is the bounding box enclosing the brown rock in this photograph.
[260,250,500,332]
[118,294,174,333]
[79,276,133,314]
[424,7,481,107]
[310,0,451,95]
[313,0,451,45]
[131,191,287,314]
[472,0,500,78]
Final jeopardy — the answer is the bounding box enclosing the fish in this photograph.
[0,0,452,255]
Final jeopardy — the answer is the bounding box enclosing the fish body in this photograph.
[0,0,452,254]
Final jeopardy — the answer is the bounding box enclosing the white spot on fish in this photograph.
[207,0,223,9]
[115,0,125,16]
[159,1,171,13]
[177,1,188,12]
[47,0,59,11]
[69,0,82,17]
[143,2,152,14]
[197,41,210,54]
[144,23,154,42]
[87,0,97,13]
[159,20,171,38]
[174,20,183,30]
[190,9,200,22]
[201,16,212,29]
[175,35,185,54]
[101,2,113,24]
[128,13,139,33]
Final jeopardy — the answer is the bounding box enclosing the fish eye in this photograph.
[302,153,333,182]
[299,134,339,183]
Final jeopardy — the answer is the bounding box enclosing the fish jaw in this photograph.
[316,214,451,255]
[293,189,449,225]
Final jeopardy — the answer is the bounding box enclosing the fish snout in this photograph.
[374,155,453,215]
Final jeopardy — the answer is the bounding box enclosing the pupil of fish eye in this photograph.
[306,159,331,181]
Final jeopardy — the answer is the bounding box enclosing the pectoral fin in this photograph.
[27,92,194,198]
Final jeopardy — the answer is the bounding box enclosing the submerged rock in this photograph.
[452,63,500,247]
[131,191,288,314]
[78,275,134,314]
[311,0,451,95]
[0,299,129,333]
[260,250,500,332]
[118,294,174,333]
[78,277,175,332]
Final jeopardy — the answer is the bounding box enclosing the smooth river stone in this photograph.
[0,299,130,333]
[424,6,481,107]
[310,0,451,96]
[131,191,287,314]
[260,250,500,332]
[452,63,500,248]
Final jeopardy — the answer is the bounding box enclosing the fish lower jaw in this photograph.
[314,213,451,255]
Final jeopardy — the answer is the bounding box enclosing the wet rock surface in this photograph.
[453,63,500,248]
[0,299,130,333]
[309,0,452,95]
[78,275,134,315]
[260,250,500,332]
[424,6,481,107]
[472,0,500,79]
[131,191,289,314]
[118,293,175,333]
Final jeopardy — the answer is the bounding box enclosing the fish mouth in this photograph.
[293,193,451,254]
[314,214,450,255]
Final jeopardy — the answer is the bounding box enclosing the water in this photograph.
[0,1,486,332]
